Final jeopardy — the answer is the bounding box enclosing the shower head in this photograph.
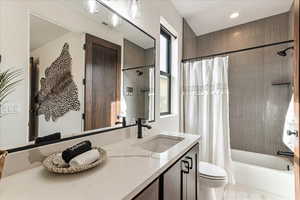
[277,51,287,57]
[277,47,294,57]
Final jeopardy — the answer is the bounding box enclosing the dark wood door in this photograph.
[293,0,300,198]
[85,34,121,131]
[29,57,39,141]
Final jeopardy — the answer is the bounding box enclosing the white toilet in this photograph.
[198,161,228,200]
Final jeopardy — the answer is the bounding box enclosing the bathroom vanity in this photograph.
[134,142,198,200]
[0,132,199,200]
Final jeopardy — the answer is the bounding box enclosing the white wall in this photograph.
[0,2,29,149]
[103,0,183,132]
[30,32,85,138]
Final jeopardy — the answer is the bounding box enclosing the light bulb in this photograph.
[112,14,119,27]
[230,12,239,19]
[131,0,138,18]
[88,0,97,14]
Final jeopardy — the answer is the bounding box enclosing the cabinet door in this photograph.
[134,179,159,200]
[185,145,198,200]
[163,159,183,200]
[164,144,199,200]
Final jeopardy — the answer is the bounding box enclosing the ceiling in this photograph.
[30,15,70,51]
[171,0,294,36]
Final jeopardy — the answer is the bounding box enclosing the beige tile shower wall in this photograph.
[229,45,292,155]
[124,39,147,68]
[196,13,291,57]
[182,19,198,60]
[288,5,294,40]
[183,12,293,155]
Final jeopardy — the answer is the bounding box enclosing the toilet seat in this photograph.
[198,162,227,180]
[198,162,228,198]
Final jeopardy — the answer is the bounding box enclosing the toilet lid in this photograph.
[198,162,227,179]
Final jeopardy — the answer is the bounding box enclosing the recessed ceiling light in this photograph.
[230,12,239,19]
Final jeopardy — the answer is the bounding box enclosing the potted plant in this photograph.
[0,69,22,179]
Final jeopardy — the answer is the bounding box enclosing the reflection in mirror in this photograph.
[29,15,83,141]
[123,67,155,124]
[123,39,155,124]
[0,0,155,150]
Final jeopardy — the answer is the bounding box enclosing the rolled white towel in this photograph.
[69,149,100,168]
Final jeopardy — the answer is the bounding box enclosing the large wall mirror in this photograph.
[0,0,155,151]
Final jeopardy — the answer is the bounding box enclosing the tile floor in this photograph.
[223,184,291,200]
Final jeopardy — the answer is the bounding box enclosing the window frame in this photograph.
[160,26,172,116]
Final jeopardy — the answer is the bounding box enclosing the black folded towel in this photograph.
[62,141,92,163]
[35,132,61,144]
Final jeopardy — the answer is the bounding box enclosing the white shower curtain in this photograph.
[181,56,234,183]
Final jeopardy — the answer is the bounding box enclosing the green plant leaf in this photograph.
[0,69,23,104]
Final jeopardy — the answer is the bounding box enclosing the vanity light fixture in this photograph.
[230,12,239,19]
[88,0,98,14]
[112,14,120,27]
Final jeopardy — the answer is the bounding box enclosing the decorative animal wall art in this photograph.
[37,43,80,121]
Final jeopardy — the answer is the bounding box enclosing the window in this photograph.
[160,27,171,115]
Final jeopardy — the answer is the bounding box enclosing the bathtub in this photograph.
[231,149,295,199]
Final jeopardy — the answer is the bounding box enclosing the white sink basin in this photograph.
[137,134,184,153]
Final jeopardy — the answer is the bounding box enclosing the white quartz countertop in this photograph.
[0,131,200,200]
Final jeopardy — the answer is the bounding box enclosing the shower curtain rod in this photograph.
[122,64,155,71]
[181,40,294,63]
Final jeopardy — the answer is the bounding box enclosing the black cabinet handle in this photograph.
[181,160,190,174]
[185,156,193,169]
[180,160,189,200]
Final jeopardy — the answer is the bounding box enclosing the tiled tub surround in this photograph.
[183,12,294,155]
[0,131,200,200]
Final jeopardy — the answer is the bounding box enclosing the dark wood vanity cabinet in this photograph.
[134,179,160,200]
[133,144,199,200]
[164,144,198,200]
[184,145,198,200]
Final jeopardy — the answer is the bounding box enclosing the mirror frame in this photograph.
[7,0,156,153]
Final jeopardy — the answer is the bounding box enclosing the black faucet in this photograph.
[115,116,126,127]
[137,118,152,139]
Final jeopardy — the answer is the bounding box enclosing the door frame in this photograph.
[28,57,38,141]
[84,33,121,131]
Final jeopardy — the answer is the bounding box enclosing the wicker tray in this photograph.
[43,147,107,174]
